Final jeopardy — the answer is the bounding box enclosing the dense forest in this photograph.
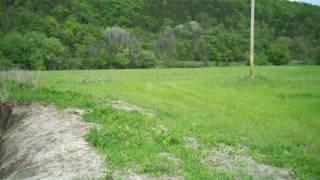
[0,0,319,70]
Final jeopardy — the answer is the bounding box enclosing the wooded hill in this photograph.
[0,0,319,70]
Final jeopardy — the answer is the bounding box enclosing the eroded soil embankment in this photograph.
[0,102,14,137]
[0,103,106,179]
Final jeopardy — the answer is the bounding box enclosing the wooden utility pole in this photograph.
[250,0,255,77]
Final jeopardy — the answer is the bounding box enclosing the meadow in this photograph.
[5,66,320,179]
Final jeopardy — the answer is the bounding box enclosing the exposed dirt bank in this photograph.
[0,103,106,179]
[0,102,14,137]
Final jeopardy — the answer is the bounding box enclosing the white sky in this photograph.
[289,0,320,5]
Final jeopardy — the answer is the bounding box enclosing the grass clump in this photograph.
[0,68,39,103]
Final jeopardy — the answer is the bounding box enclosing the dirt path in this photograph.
[0,103,106,179]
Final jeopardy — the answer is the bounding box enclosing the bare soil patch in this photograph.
[183,136,200,150]
[107,100,155,117]
[203,144,292,179]
[183,137,291,179]
[0,103,106,179]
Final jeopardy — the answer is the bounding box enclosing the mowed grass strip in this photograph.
[7,66,320,178]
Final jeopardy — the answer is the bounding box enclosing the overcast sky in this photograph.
[289,0,320,5]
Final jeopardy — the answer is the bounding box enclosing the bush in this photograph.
[0,31,67,70]
[315,47,320,65]
[256,53,268,65]
[136,50,158,68]
[113,50,130,68]
[0,32,29,68]
[29,50,46,70]
[267,43,291,65]
[0,57,13,69]
[166,61,205,68]
[42,37,67,70]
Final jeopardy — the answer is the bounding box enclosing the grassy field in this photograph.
[6,66,320,178]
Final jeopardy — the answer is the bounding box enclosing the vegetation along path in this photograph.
[1,66,320,179]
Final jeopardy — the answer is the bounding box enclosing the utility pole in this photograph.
[250,0,255,77]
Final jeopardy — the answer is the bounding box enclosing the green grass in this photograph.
[4,66,320,179]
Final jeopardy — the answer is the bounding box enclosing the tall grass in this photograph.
[0,82,9,102]
[0,68,39,102]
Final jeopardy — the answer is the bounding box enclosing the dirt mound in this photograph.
[0,103,106,179]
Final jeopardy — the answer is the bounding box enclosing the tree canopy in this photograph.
[0,0,319,69]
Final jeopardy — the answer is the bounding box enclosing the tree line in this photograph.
[0,0,319,70]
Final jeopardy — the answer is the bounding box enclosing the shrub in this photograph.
[267,43,291,65]
[315,47,320,65]
[29,50,46,70]
[0,31,67,70]
[154,34,176,64]
[42,37,66,70]
[136,50,158,68]
[113,50,130,68]
[166,61,205,68]
[0,57,13,69]
[0,32,29,68]
[256,53,268,65]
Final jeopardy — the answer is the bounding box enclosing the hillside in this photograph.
[0,0,319,69]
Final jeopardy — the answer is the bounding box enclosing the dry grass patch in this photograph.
[203,144,292,179]
[107,99,155,117]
